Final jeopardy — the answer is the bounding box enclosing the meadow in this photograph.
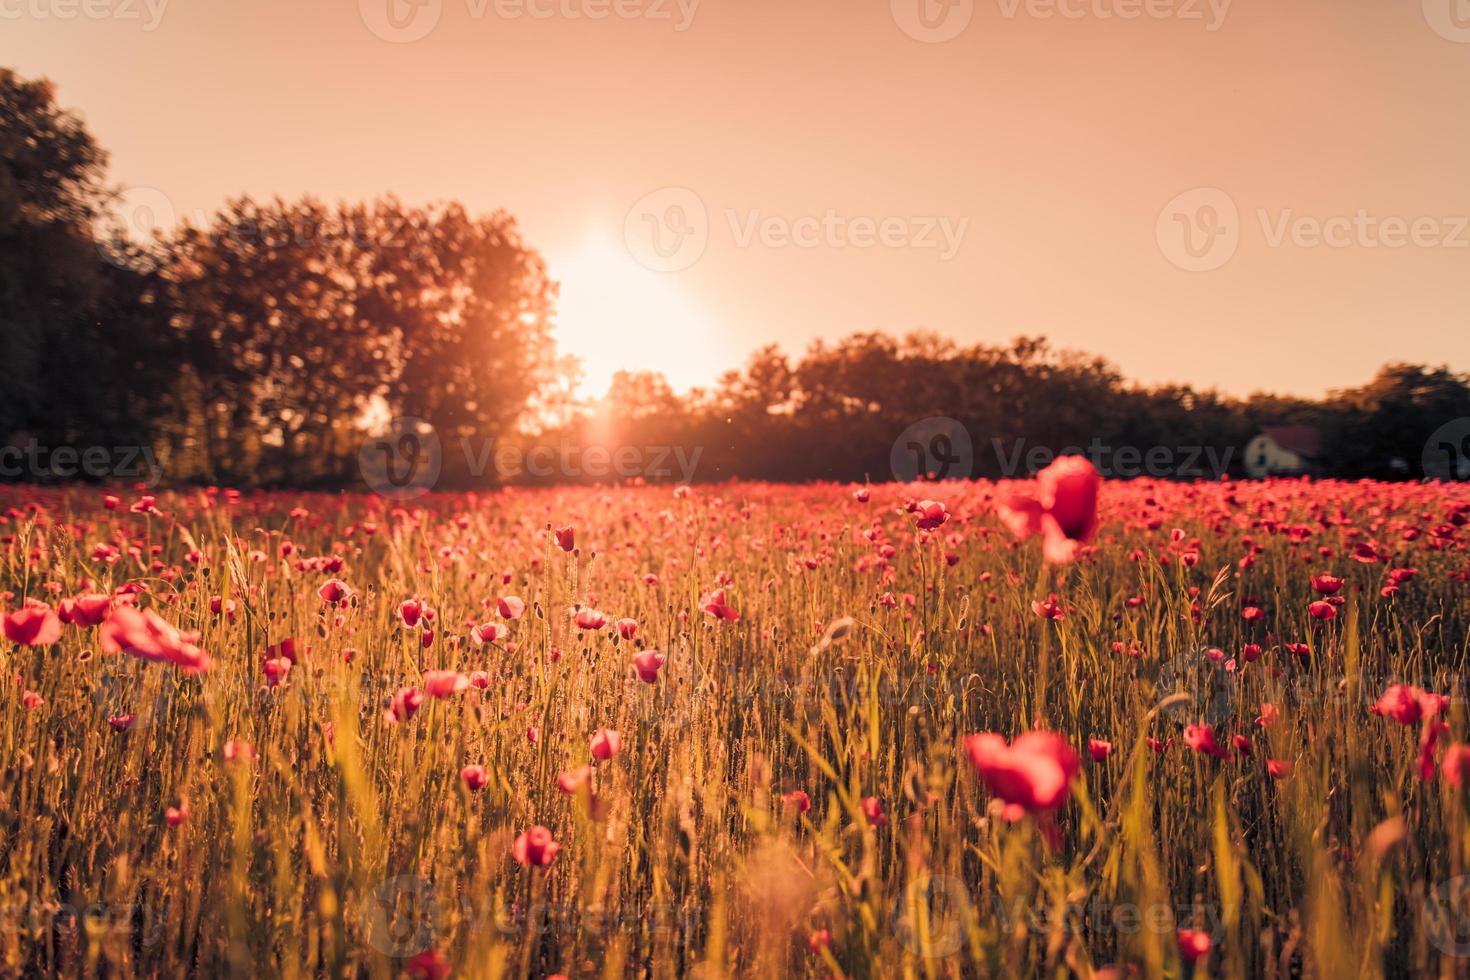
[2,467,1469,978]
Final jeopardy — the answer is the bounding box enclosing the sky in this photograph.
[4,0,1469,399]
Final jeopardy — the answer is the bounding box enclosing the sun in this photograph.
[550,235,723,399]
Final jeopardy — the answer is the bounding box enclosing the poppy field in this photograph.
[3,466,1470,979]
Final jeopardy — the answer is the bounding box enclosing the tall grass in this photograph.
[0,478,1467,978]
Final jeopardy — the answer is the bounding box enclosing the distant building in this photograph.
[1244,425,1321,478]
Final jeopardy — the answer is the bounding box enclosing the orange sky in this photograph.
[5,0,1469,398]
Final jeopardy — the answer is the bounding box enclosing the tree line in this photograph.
[545,338,1470,484]
[3,67,1467,488]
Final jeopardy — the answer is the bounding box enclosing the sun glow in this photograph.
[551,235,723,399]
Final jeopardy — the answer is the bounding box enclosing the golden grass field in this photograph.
[2,474,1469,979]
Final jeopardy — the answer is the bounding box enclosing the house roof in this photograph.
[1261,425,1321,458]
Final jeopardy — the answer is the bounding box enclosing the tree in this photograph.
[603,370,682,422]
[160,196,560,484]
[0,69,109,439]
[378,202,558,452]
[1323,364,1470,479]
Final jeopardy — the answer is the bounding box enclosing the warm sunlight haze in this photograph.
[551,235,726,397]
[3,2,1470,978]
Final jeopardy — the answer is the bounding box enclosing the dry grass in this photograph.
[1,478,1468,979]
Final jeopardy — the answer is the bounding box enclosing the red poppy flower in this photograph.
[963,731,1080,818]
[997,456,1102,564]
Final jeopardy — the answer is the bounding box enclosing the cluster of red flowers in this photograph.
[1,467,1467,976]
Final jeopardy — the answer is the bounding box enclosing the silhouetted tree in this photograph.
[0,69,108,439]
[159,196,559,484]
[1323,364,1470,478]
